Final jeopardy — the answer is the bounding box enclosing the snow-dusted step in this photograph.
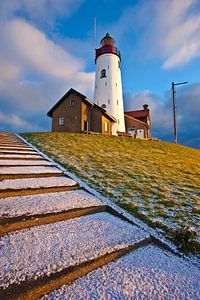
[0,176,77,190]
[0,212,149,292]
[0,153,42,160]
[0,159,52,166]
[0,141,27,148]
[0,166,62,175]
[0,146,32,150]
[0,190,102,219]
[0,149,38,154]
[0,176,78,197]
[45,244,200,300]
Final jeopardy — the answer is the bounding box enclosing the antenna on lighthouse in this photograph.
[94,16,97,50]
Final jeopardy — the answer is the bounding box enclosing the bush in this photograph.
[172,225,199,253]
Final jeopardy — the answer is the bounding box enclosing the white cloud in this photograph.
[1,19,84,79]
[0,0,84,27]
[124,91,172,135]
[109,0,200,69]
[0,19,94,132]
[157,0,200,69]
[0,111,42,132]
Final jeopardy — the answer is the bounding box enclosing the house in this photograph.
[47,88,116,134]
[125,105,151,138]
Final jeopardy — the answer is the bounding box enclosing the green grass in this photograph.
[21,132,200,254]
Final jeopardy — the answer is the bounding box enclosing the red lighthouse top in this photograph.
[95,33,121,62]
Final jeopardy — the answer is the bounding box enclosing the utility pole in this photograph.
[171,81,188,144]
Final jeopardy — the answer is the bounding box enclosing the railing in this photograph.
[96,45,121,60]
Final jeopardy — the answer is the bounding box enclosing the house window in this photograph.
[100,69,106,78]
[59,117,64,126]
[70,99,75,106]
[105,121,108,132]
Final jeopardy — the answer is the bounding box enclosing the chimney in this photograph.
[143,104,148,111]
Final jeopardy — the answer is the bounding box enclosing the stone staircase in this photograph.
[0,132,199,299]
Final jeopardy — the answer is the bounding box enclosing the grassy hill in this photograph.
[22,132,200,254]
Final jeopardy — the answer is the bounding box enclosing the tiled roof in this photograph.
[125,110,149,118]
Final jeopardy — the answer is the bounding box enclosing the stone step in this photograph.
[0,165,62,175]
[0,212,150,299]
[0,149,38,154]
[0,190,102,220]
[0,142,26,146]
[0,159,52,166]
[44,244,200,300]
[0,146,33,151]
[0,166,63,180]
[0,154,44,160]
[0,190,105,234]
[0,176,79,197]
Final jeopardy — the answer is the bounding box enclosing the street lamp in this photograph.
[172,81,188,144]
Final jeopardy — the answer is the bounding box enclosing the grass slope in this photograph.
[22,132,200,254]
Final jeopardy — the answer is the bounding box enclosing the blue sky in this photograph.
[0,0,200,149]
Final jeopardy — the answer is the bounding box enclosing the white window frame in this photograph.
[59,117,64,126]
[105,121,108,132]
[70,99,75,106]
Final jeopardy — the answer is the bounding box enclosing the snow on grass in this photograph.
[0,160,52,166]
[0,190,102,218]
[0,166,62,175]
[42,244,200,300]
[22,133,200,254]
[0,212,149,289]
[0,176,77,190]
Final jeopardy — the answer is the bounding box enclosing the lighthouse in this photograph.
[94,33,125,135]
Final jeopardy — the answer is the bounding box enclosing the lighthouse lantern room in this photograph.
[94,33,126,135]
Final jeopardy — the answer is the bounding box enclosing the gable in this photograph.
[47,88,93,117]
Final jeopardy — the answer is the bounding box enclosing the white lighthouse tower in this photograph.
[94,33,125,135]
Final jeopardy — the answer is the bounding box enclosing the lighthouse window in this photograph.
[100,69,106,78]
[105,82,107,86]
[108,99,110,104]
[117,100,119,105]
[118,61,120,68]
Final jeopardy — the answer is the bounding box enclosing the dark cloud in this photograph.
[124,83,200,149]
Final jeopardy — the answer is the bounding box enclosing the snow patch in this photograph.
[0,212,149,288]
[0,176,77,190]
[0,190,102,218]
[43,244,200,299]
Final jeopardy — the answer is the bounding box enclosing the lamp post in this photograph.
[172,81,188,144]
